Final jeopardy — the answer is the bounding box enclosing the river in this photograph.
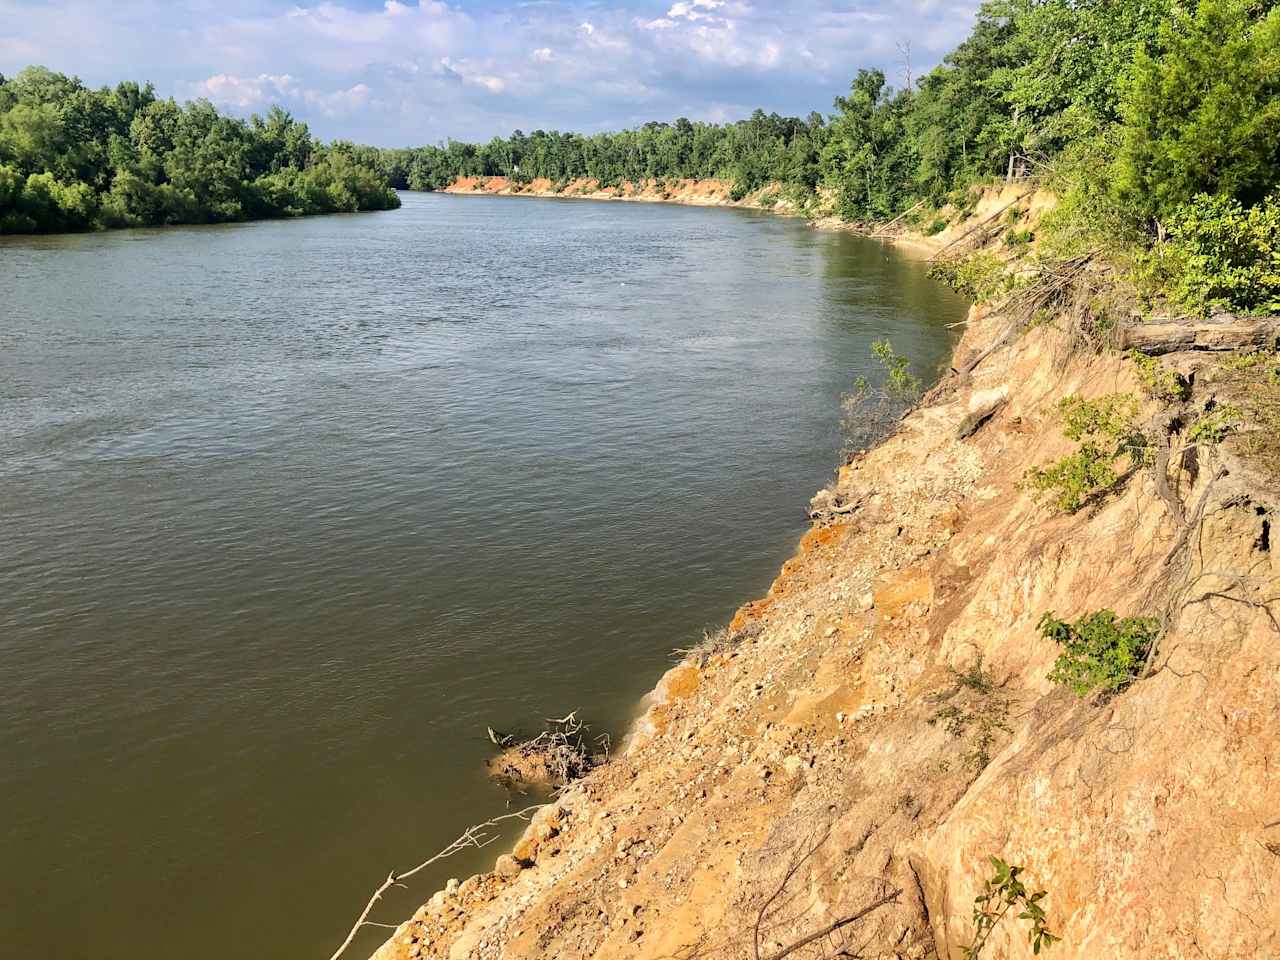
[0,192,966,959]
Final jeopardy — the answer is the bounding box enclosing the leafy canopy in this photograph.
[0,67,399,234]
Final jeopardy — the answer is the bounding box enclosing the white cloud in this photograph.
[667,0,725,21]
[0,0,982,144]
[194,73,297,109]
[193,72,374,116]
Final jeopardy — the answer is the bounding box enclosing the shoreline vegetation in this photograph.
[0,67,397,234]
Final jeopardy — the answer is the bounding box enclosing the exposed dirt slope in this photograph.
[369,197,1280,960]
[442,176,795,212]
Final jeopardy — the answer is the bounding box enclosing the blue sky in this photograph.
[0,1,980,146]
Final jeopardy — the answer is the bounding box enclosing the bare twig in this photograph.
[327,805,542,960]
[761,889,902,960]
[754,827,833,960]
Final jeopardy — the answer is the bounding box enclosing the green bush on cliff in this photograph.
[927,660,1010,772]
[1024,394,1157,514]
[964,856,1060,958]
[1129,350,1189,402]
[1023,394,1149,513]
[1134,193,1280,315]
[1186,401,1244,447]
[929,253,1016,303]
[1039,609,1159,696]
[842,339,923,451]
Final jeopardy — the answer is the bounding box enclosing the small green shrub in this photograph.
[1215,351,1280,473]
[925,216,949,236]
[1023,446,1122,513]
[1135,193,1280,315]
[871,339,922,403]
[842,340,922,452]
[1039,610,1159,696]
[963,856,1060,958]
[1186,401,1243,446]
[1023,394,1149,512]
[927,660,1010,772]
[1222,350,1280,376]
[1129,349,1189,402]
[1004,228,1035,248]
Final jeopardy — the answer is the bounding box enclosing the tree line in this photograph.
[375,113,824,201]
[377,0,1278,313]
[0,66,399,234]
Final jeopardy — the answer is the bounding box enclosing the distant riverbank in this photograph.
[437,175,795,212]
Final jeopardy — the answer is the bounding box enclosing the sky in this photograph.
[0,0,980,146]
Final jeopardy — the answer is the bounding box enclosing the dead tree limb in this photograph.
[761,889,902,960]
[928,191,1035,261]
[327,805,542,960]
[869,199,927,238]
[754,827,832,960]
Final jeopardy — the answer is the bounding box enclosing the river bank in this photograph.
[366,189,1280,960]
[441,175,799,213]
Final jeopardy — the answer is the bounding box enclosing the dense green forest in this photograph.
[0,66,399,233]
[381,0,1279,313]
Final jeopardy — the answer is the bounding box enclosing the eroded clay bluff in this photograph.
[442,175,798,212]
[367,218,1280,960]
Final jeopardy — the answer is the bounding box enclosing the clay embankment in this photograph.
[369,192,1280,960]
[442,176,795,212]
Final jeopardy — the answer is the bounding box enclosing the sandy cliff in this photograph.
[441,176,794,211]
[368,191,1280,960]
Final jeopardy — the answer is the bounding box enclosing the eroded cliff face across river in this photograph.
[0,192,966,960]
[371,191,1280,960]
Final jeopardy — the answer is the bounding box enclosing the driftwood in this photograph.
[487,712,606,790]
[1123,313,1280,356]
[327,805,542,960]
[928,190,1035,262]
[868,199,927,238]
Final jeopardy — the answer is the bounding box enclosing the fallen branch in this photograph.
[488,712,603,789]
[928,191,1034,261]
[1123,314,1280,356]
[761,889,902,960]
[754,828,832,960]
[868,199,927,238]
[327,805,542,960]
